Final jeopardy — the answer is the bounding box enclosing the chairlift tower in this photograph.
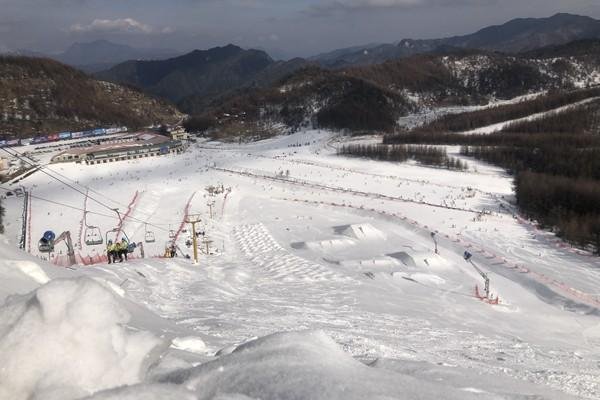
[185,214,202,265]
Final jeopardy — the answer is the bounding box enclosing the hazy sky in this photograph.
[1,0,600,58]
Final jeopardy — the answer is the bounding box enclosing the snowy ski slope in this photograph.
[461,97,600,135]
[1,129,599,399]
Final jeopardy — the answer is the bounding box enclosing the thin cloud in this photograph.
[305,0,490,17]
[69,18,172,34]
[342,0,424,6]
[306,0,422,16]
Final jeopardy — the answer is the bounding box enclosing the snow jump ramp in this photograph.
[333,223,386,241]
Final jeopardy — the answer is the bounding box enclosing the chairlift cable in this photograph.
[0,185,174,233]
[1,148,175,230]
[2,146,170,223]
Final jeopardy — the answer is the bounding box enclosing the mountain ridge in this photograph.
[187,41,600,137]
[96,44,312,114]
[312,13,600,67]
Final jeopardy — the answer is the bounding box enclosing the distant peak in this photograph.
[71,39,114,46]
[188,44,243,54]
[547,12,595,21]
[89,39,114,44]
[550,12,584,17]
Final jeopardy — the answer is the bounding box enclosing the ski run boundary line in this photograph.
[254,154,497,196]
[211,166,482,215]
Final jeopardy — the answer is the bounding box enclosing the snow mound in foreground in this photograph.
[0,237,77,303]
[0,273,576,400]
[83,384,198,400]
[0,277,163,400]
[83,329,574,399]
[154,330,484,400]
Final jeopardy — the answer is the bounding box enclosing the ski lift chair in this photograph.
[145,231,156,243]
[38,230,56,253]
[38,238,54,253]
[169,230,176,239]
[127,242,137,253]
[144,224,156,243]
[84,226,103,246]
[83,212,103,246]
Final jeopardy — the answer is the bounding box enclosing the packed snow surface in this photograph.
[0,277,163,400]
[1,129,600,399]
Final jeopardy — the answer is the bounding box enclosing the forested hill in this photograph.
[0,56,182,138]
[96,44,311,114]
[185,43,600,137]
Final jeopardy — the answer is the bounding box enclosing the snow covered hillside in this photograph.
[1,130,599,399]
[460,96,600,135]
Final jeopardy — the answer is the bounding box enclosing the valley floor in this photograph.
[1,130,599,399]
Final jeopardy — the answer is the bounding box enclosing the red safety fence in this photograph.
[27,192,32,253]
[114,191,140,242]
[77,189,89,249]
[51,251,140,267]
[173,191,197,242]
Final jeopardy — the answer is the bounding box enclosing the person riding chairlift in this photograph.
[106,240,117,264]
[163,243,177,258]
[118,237,129,262]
